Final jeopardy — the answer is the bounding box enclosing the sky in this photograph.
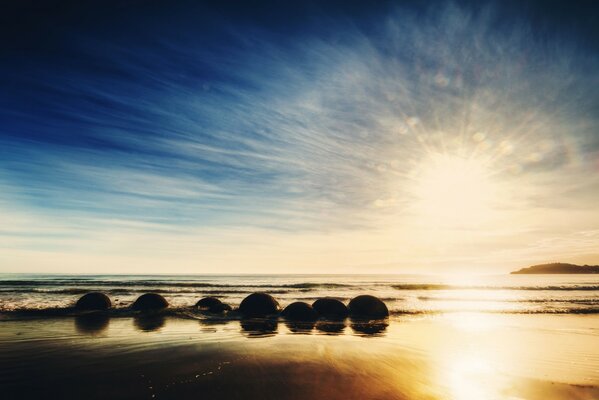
[1,0,598,274]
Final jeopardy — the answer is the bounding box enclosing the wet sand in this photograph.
[1,314,598,399]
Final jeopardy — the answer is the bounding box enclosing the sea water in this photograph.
[0,273,597,315]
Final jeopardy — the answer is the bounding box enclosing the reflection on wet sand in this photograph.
[284,320,315,334]
[315,321,346,335]
[0,315,598,400]
[74,313,390,337]
[197,317,231,333]
[198,317,231,326]
[240,318,278,338]
[74,312,110,335]
[133,314,166,332]
[350,319,388,336]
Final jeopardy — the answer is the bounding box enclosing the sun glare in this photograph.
[411,154,495,228]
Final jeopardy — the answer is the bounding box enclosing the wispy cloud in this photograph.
[1,3,598,272]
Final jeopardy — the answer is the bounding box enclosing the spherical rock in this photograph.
[348,295,389,318]
[132,293,168,311]
[75,292,111,310]
[195,297,231,313]
[312,298,348,319]
[196,296,222,309]
[238,292,280,317]
[282,302,318,321]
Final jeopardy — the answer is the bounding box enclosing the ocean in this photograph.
[1,273,598,316]
[1,273,599,399]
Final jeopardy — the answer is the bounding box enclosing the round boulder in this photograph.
[75,292,111,310]
[282,302,318,321]
[238,292,280,317]
[195,297,231,313]
[312,298,348,319]
[132,293,168,311]
[348,295,389,318]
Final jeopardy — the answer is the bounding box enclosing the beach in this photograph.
[1,313,598,399]
[2,0,599,398]
[1,274,598,399]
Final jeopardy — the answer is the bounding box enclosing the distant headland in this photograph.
[511,262,599,274]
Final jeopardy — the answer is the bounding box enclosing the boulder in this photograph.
[348,295,389,318]
[195,297,231,313]
[238,292,280,317]
[282,302,318,321]
[75,292,111,310]
[312,298,348,319]
[132,293,168,311]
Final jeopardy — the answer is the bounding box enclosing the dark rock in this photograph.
[132,293,168,311]
[348,295,389,318]
[196,296,221,309]
[312,298,348,319]
[195,297,231,313]
[75,292,111,310]
[282,302,318,321]
[238,292,280,317]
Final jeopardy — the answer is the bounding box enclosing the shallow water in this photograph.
[1,273,598,315]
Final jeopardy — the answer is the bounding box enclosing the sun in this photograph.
[410,154,495,228]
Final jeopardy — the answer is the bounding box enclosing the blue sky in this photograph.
[1,1,598,273]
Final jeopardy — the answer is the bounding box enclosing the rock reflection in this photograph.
[285,320,315,334]
[198,317,231,326]
[134,314,166,332]
[74,312,110,335]
[315,321,346,335]
[197,317,231,333]
[350,319,388,336]
[240,318,278,338]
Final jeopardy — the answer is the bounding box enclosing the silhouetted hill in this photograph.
[511,263,599,274]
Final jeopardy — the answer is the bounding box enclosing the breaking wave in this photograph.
[392,284,599,291]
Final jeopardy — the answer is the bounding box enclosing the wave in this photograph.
[392,284,599,291]
[2,304,599,320]
[0,288,306,296]
[3,280,598,291]
[388,308,599,315]
[417,296,599,304]
[0,280,351,289]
